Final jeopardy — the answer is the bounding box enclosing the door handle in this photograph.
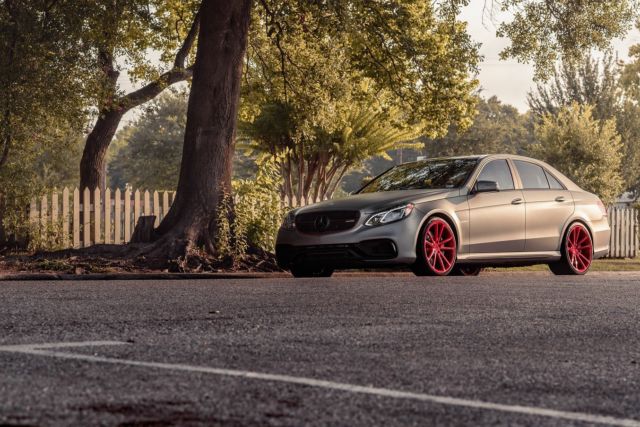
[555,196,566,202]
[511,198,523,205]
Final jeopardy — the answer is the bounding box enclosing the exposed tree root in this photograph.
[0,242,281,275]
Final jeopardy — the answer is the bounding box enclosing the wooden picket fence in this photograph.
[24,188,326,249]
[19,188,640,258]
[607,207,638,258]
[28,187,176,248]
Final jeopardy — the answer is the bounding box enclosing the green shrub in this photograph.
[215,157,288,262]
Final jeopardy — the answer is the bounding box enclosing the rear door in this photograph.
[512,160,574,252]
[468,159,526,253]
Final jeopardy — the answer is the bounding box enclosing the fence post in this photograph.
[162,191,169,221]
[40,194,48,232]
[83,188,91,247]
[114,188,122,244]
[143,190,151,217]
[153,191,160,227]
[73,188,80,248]
[104,188,111,244]
[134,190,141,233]
[94,188,101,244]
[51,192,59,227]
[62,187,69,248]
[124,188,132,243]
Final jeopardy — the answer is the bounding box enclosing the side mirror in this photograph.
[474,180,500,193]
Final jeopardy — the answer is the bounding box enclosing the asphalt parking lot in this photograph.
[1,274,640,426]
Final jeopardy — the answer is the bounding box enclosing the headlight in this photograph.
[281,210,296,230]
[365,203,414,227]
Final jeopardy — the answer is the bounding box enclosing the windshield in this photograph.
[358,158,479,193]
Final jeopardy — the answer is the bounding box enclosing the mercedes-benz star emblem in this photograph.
[314,215,330,232]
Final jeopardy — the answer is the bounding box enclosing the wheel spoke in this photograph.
[577,234,589,246]
[432,252,441,270]
[441,253,451,269]
[570,253,577,268]
[577,252,590,265]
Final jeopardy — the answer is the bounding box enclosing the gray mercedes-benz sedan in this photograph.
[276,155,610,277]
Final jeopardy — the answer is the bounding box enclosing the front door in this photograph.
[468,159,526,253]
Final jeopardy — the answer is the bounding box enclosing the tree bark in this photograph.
[148,0,253,259]
[79,109,125,192]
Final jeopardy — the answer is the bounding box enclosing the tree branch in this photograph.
[121,66,193,109]
[174,9,200,69]
[117,10,200,111]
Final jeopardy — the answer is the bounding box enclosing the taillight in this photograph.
[597,200,607,217]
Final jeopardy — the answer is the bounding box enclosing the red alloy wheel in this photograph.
[566,223,593,273]
[423,218,456,275]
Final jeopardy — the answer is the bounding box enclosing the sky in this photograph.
[118,4,640,127]
[459,4,640,111]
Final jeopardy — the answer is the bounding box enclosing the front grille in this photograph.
[295,210,360,234]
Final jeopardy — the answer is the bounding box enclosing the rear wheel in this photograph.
[548,223,593,275]
[411,217,457,276]
[451,265,483,276]
[290,265,334,278]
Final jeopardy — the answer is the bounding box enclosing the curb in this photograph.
[0,270,638,281]
[0,272,291,281]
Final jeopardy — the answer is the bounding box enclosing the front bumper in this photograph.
[276,239,400,269]
[275,214,422,269]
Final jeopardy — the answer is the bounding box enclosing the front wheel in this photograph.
[411,217,457,276]
[548,223,593,275]
[290,265,334,278]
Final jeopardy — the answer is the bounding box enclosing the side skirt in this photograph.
[456,251,561,265]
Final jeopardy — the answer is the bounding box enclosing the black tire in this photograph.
[411,217,457,276]
[290,265,334,278]
[548,222,593,276]
[451,265,483,276]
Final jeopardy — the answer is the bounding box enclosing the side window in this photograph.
[545,170,564,190]
[477,160,515,190]
[514,160,550,189]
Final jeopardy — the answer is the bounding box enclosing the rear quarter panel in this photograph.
[569,191,611,257]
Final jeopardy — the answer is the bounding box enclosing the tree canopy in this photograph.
[531,103,624,204]
[491,0,638,79]
[425,96,531,158]
[529,54,640,196]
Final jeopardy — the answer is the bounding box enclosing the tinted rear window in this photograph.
[358,158,478,193]
[514,160,549,189]
[545,170,564,189]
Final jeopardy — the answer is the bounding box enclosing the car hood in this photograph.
[295,189,454,214]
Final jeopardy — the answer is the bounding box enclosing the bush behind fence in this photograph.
[4,187,639,258]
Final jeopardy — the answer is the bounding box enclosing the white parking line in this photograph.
[1,341,639,427]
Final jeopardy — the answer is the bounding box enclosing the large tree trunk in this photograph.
[79,109,124,192]
[148,0,252,259]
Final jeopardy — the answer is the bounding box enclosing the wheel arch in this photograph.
[560,217,595,253]
[415,209,462,252]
